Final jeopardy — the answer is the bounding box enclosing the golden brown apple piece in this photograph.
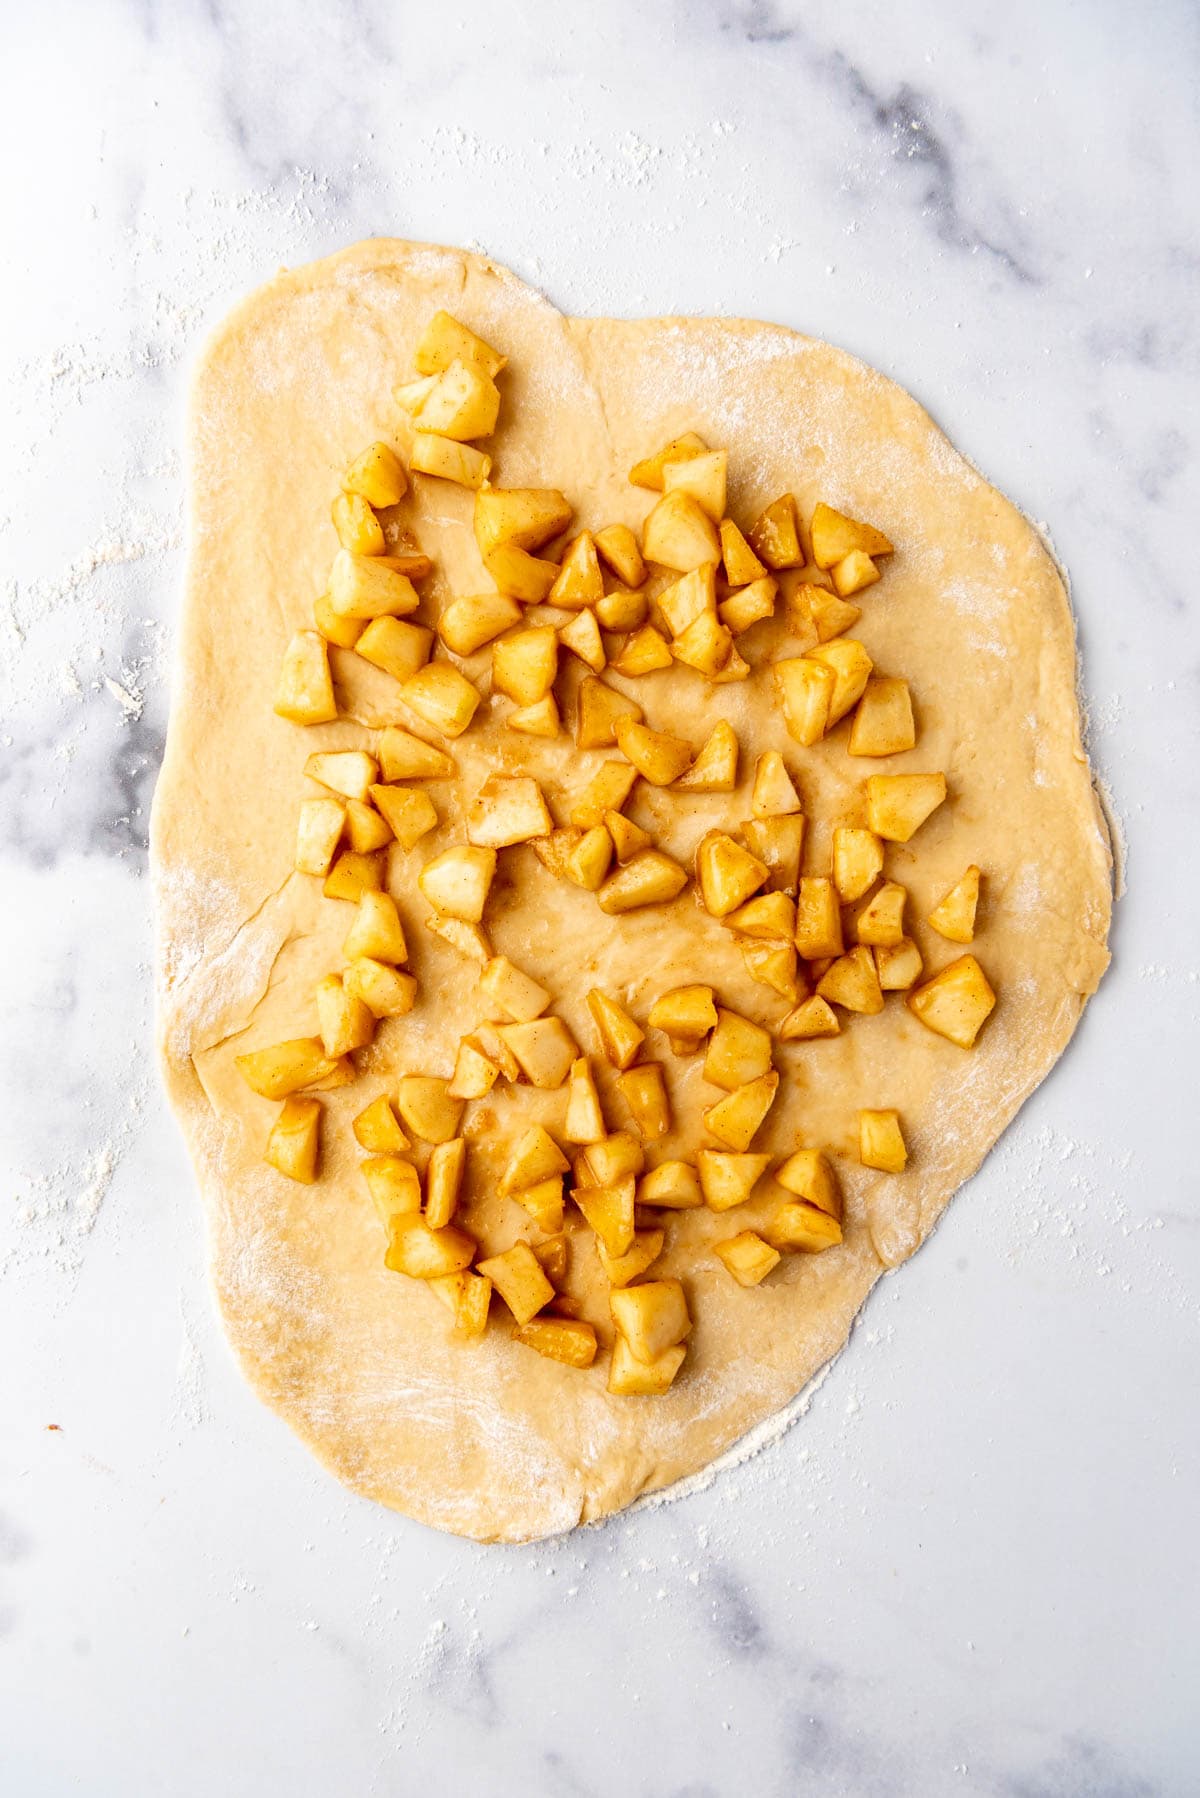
[474,486,572,558]
[704,1009,774,1091]
[696,831,768,917]
[498,1017,579,1089]
[597,852,688,914]
[483,542,559,602]
[369,783,437,850]
[648,985,718,1049]
[599,1229,665,1288]
[329,550,420,620]
[907,955,996,1047]
[831,551,880,597]
[928,865,982,943]
[315,973,375,1057]
[605,811,653,864]
[719,575,777,636]
[866,774,947,842]
[396,1076,465,1144]
[466,775,552,848]
[576,676,643,750]
[774,657,834,746]
[558,608,606,673]
[719,517,767,586]
[794,877,843,960]
[740,940,800,1002]
[480,955,550,1023]
[596,586,648,631]
[765,1203,843,1254]
[726,892,796,940]
[575,1176,637,1257]
[809,502,893,569]
[424,1137,467,1229]
[353,1094,410,1154]
[385,1215,477,1279]
[500,1124,570,1196]
[477,1243,555,1326]
[507,695,561,738]
[304,749,379,802]
[808,587,862,643]
[747,494,803,569]
[751,751,802,818]
[874,937,924,991]
[587,989,645,1071]
[414,311,506,378]
[776,1148,841,1218]
[438,592,523,656]
[615,717,694,786]
[344,441,408,508]
[549,532,604,609]
[610,1280,691,1362]
[594,523,646,588]
[401,663,481,738]
[608,1336,687,1396]
[264,1096,322,1183]
[378,727,455,781]
[419,845,496,920]
[674,720,738,791]
[564,1057,607,1144]
[332,490,385,556]
[697,1149,771,1212]
[832,827,884,903]
[447,1037,500,1102]
[409,434,491,489]
[641,492,721,571]
[805,639,873,728]
[362,1156,422,1225]
[778,995,841,1040]
[638,1161,703,1209]
[322,848,385,903]
[343,959,417,1020]
[848,677,916,756]
[741,816,804,893]
[629,431,708,490]
[714,1230,781,1287]
[275,631,338,725]
[859,1109,907,1172]
[515,1318,598,1368]
[662,448,727,521]
[703,1073,779,1151]
[854,880,907,948]
[616,1063,671,1139]
[612,625,673,677]
[295,797,346,877]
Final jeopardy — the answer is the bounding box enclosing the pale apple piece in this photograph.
[704,1009,774,1091]
[401,663,481,738]
[332,489,386,557]
[638,1161,702,1209]
[614,717,693,786]
[329,550,420,620]
[642,491,721,572]
[832,551,880,598]
[765,1202,843,1254]
[447,1036,500,1101]
[264,1096,322,1183]
[304,750,378,802]
[344,799,393,855]
[363,1155,423,1224]
[613,624,674,677]
[847,677,915,758]
[794,876,844,960]
[313,591,365,650]
[558,607,606,672]
[928,865,981,943]
[500,1124,570,1195]
[774,656,834,746]
[672,609,733,678]
[597,852,688,914]
[719,575,778,636]
[419,845,496,921]
[410,433,492,489]
[424,914,492,962]
[629,432,708,490]
[422,1137,466,1229]
[726,892,796,940]
[474,1242,553,1328]
[617,1063,671,1140]
[742,815,805,893]
[747,494,803,569]
[875,937,924,991]
[580,1133,645,1187]
[532,827,582,881]
[605,811,652,864]
[806,638,874,728]
[498,1017,579,1089]
[711,645,751,686]
[867,773,948,842]
[314,973,374,1058]
[344,958,417,1020]
[715,1230,781,1288]
[415,310,506,379]
[396,1075,464,1145]
[599,1229,665,1288]
[323,849,385,903]
[778,994,841,1040]
[548,532,604,609]
[597,587,648,632]
[608,1335,686,1396]
[565,826,614,891]
[832,827,884,903]
[648,985,717,1043]
[438,593,522,656]
[344,440,407,509]
[474,486,573,558]
[577,677,643,750]
[395,373,441,413]
[591,523,645,588]
[698,1146,771,1212]
[818,945,884,1016]
[353,1093,410,1154]
[295,797,346,877]
[807,587,862,643]
[515,1317,598,1368]
[385,1215,476,1279]
[741,939,800,1002]
[416,358,500,440]
[275,630,338,725]
[675,720,738,792]
[809,502,894,569]
[466,775,552,848]
[575,1175,636,1257]
[696,830,768,918]
[484,543,559,603]
[519,1176,566,1234]
[610,1279,691,1363]
[564,1056,607,1144]
[662,448,727,522]
[774,1149,840,1219]
[859,1109,907,1175]
[746,756,799,827]
[855,880,907,948]
[719,517,767,585]
[656,564,716,639]
[703,1071,779,1150]
[378,726,455,781]
[480,955,550,1024]
[508,695,561,738]
[907,954,996,1048]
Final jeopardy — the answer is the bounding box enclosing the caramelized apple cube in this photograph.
[516,1317,598,1368]
[415,311,505,379]
[596,587,648,631]
[378,727,455,781]
[343,958,417,1020]
[747,494,803,569]
[329,550,420,620]
[774,656,834,746]
[719,575,777,636]
[672,609,733,678]
[741,816,805,893]
[473,486,572,557]
[305,748,379,802]
[315,972,375,1056]
[447,1036,500,1101]
[265,1096,322,1183]
[594,522,646,587]
[806,639,873,728]
[907,955,996,1047]
[332,490,385,556]
[704,1009,773,1091]
[345,440,407,508]
[565,825,614,890]
[480,955,550,1023]
[696,831,768,917]
[396,1075,464,1144]
[575,1175,636,1257]
[642,491,721,571]
[344,798,393,854]
[638,1161,703,1209]
[416,358,500,440]
[610,1279,691,1363]
[765,1202,843,1254]
[363,1155,422,1224]
[741,939,800,1001]
[860,1109,907,1173]
[353,1094,410,1153]
[616,1063,671,1140]
[703,1071,779,1150]
[401,662,481,738]
[928,865,981,943]
[577,676,642,749]
[597,852,688,914]
[855,880,907,947]
[751,751,802,818]
[608,1335,686,1395]
[726,892,796,940]
[466,775,552,848]
[476,1242,554,1326]
[612,624,674,677]
[548,532,604,609]
[508,695,561,738]
[615,717,693,786]
[581,1133,646,1187]
[424,1137,466,1229]
[275,631,337,725]
[410,433,492,488]
[483,542,560,601]
[438,592,523,656]
[648,985,717,1044]
[424,914,492,963]
[848,676,915,756]
[794,877,844,960]
[776,1148,841,1218]
[564,1057,607,1144]
[715,1230,780,1287]
[449,1268,493,1337]
[809,502,893,569]
[558,607,606,672]
[832,827,884,903]
[875,937,924,991]
[313,591,364,650]
[587,988,645,1070]
[419,844,496,921]
[599,1229,665,1288]
[778,994,841,1040]
[385,1215,476,1279]
[629,432,708,490]
[866,773,947,842]
[605,811,652,864]
[719,517,767,586]
[518,1176,566,1233]
[831,550,880,598]
[295,797,346,876]
[672,721,738,793]
[500,1124,570,1196]
[817,945,884,1015]
[697,1148,771,1211]
[661,448,727,522]
[498,1017,579,1088]
[323,848,385,903]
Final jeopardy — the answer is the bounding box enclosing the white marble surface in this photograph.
[2,1,1198,1791]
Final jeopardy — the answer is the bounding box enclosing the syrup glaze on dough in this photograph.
[153,240,1111,1542]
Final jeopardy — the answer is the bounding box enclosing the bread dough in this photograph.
[152,239,1111,1542]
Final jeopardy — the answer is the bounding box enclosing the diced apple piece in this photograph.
[480,956,550,1024]
[715,1230,781,1288]
[648,985,717,1045]
[564,1057,607,1144]
[594,523,646,587]
[808,586,861,643]
[719,575,777,636]
[597,851,688,914]
[832,827,884,903]
[860,1109,907,1174]
[275,630,337,725]
[765,1202,843,1254]
[599,1229,665,1288]
[323,849,385,902]
[423,1138,466,1229]
[508,695,561,738]
[344,958,417,1020]
[720,518,767,586]
[613,625,674,676]
[778,995,841,1040]
[726,892,796,940]
[364,783,434,851]
[315,973,374,1057]
[447,1036,500,1101]
[597,817,646,872]
[438,593,522,656]
[353,1094,409,1153]
[489,630,558,712]
[748,494,803,569]
[741,940,800,1001]
[385,1214,476,1279]
[415,310,506,379]
[416,358,500,440]
[500,1124,570,1197]
[332,490,385,557]
[661,449,727,522]
[776,1148,841,1218]
[642,491,721,571]
[549,532,604,609]
[855,880,907,947]
[565,764,634,831]
[516,1317,598,1368]
[875,937,923,991]
[474,486,572,558]
[617,1063,671,1140]
[849,677,916,757]
[709,645,749,682]
[558,608,606,672]
[629,432,708,490]
[313,591,365,650]
[518,1177,566,1234]
[564,826,612,890]
[485,544,559,604]
[696,831,768,918]
[419,845,495,921]
[610,1279,691,1363]
[703,1071,779,1150]
[345,440,407,508]
[498,1017,578,1089]
[580,1133,645,1188]
[774,656,834,747]
[867,773,947,843]
[928,865,981,943]
[831,551,880,598]
[794,877,844,960]
[748,755,799,824]
[583,988,644,1071]
[396,1075,464,1144]
[741,816,805,893]
[378,727,455,781]
[329,550,420,620]
[438,1269,492,1338]
[672,611,733,678]
[575,1176,636,1257]
[657,564,716,639]
[907,955,996,1048]
[424,914,492,963]
[466,775,552,849]
[304,750,378,802]
[638,1161,702,1209]
[363,1155,422,1224]
[597,587,648,631]
[806,639,873,728]
[704,1009,773,1091]
[474,1243,553,1327]
[810,502,892,569]
[411,433,492,488]
[401,663,481,738]
[533,827,582,881]
[615,717,694,786]
[817,945,883,1015]
[344,799,393,854]
[608,1335,686,1395]
[295,797,346,876]
[264,1096,322,1183]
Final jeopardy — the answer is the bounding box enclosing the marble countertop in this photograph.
[3,2,1198,1792]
